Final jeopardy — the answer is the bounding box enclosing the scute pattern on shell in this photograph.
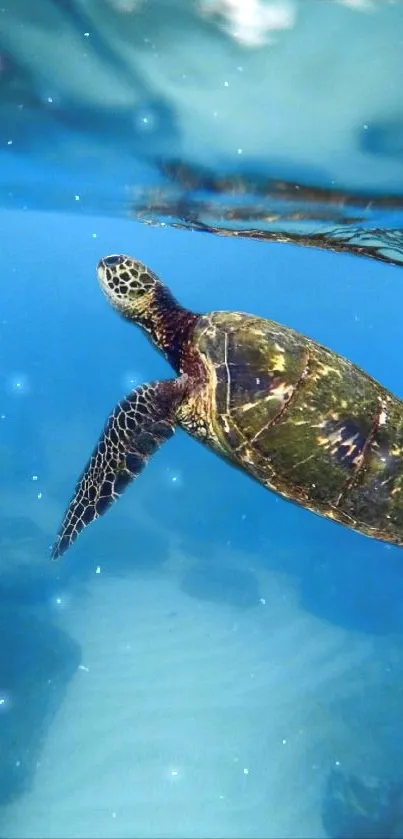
[191,311,403,545]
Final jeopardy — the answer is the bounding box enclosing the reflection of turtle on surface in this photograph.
[52,253,403,559]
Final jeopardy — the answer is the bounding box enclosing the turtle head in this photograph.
[97,255,162,322]
[97,253,194,368]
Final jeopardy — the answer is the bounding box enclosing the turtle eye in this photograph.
[103,255,124,268]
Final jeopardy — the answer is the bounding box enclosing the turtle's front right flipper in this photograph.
[51,378,185,560]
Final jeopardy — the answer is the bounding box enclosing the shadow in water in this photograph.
[78,519,169,580]
[0,513,81,815]
[173,481,403,635]
[181,561,261,609]
[250,513,403,636]
[295,545,403,636]
[322,768,403,838]
[0,606,81,808]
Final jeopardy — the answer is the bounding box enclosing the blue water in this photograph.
[2,207,403,837]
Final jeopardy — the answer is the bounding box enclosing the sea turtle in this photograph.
[51,253,403,559]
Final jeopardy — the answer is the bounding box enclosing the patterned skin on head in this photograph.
[97,254,199,372]
[97,255,161,322]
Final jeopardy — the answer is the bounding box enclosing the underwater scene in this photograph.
[1,1,403,838]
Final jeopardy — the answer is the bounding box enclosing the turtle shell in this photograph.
[192,310,403,545]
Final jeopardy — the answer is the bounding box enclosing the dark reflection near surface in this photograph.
[142,161,403,269]
[1,0,402,270]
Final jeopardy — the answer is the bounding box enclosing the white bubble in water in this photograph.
[120,370,143,391]
[50,591,70,612]
[39,88,62,108]
[5,372,31,396]
[167,765,181,781]
[0,693,12,712]
[164,467,183,488]
[133,105,158,134]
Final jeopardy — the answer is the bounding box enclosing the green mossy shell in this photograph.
[191,311,403,545]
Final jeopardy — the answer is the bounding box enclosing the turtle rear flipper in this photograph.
[51,377,187,559]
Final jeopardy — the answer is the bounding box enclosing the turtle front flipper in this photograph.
[51,377,187,559]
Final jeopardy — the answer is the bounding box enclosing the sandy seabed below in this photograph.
[0,553,398,839]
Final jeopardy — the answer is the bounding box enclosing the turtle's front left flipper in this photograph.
[51,377,187,560]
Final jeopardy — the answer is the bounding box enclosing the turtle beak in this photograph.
[96,256,117,291]
[96,255,132,311]
[96,257,114,297]
[96,261,108,298]
[96,260,106,282]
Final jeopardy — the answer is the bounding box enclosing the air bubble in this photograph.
[164,468,183,488]
[39,89,62,108]
[5,373,31,396]
[133,105,158,134]
[0,693,12,712]
[121,370,143,391]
